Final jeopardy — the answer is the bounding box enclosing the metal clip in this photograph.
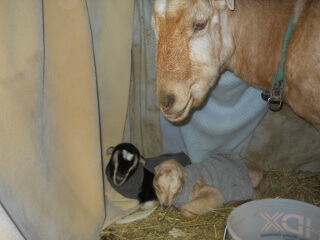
[268,80,284,111]
[261,91,270,101]
[268,98,283,111]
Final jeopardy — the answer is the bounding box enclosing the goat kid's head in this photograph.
[152,0,234,122]
[153,159,186,209]
[106,143,143,186]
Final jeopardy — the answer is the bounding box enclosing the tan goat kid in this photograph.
[152,0,320,130]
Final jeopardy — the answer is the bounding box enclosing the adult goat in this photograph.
[152,0,320,130]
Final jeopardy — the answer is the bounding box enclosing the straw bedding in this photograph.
[101,169,320,240]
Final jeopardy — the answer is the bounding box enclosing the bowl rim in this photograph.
[226,198,320,240]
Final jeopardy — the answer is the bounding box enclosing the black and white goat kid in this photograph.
[105,143,158,210]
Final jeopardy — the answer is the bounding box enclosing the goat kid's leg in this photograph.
[244,159,270,199]
[140,200,158,210]
[179,179,224,218]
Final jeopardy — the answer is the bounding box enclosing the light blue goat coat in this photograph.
[161,71,268,163]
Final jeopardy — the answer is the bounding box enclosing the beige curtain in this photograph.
[0,0,135,239]
[87,0,140,229]
[123,0,162,158]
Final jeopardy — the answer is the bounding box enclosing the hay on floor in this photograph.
[101,169,320,240]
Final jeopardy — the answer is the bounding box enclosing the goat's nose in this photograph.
[162,204,170,210]
[160,94,175,110]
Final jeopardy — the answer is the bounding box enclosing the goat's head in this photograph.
[153,159,186,209]
[106,143,142,186]
[152,0,235,122]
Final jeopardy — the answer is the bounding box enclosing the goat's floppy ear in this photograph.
[174,161,186,179]
[106,147,114,156]
[226,0,235,10]
[139,156,146,166]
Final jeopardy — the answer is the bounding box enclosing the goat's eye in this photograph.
[194,21,207,31]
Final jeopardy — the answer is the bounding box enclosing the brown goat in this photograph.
[152,0,320,130]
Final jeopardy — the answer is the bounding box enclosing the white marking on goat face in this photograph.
[122,150,134,161]
[167,0,185,16]
[154,0,186,17]
[126,152,134,161]
[122,150,127,159]
[188,3,223,103]
[154,0,167,17]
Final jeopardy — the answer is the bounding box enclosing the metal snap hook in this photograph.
[268,98,283,111]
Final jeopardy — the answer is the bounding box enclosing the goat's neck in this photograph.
[226,0,296,90]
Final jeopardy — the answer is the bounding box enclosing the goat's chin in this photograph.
[161,97,194,123]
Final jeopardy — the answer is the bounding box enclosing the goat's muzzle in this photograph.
[160,94,175,111]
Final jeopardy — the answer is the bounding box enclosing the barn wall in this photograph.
[247,104,320,172]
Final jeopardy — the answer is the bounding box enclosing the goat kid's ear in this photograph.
[226,0,234,10]
[181,170,187,179]
[106,147,114,156]
[140,156,146,166]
